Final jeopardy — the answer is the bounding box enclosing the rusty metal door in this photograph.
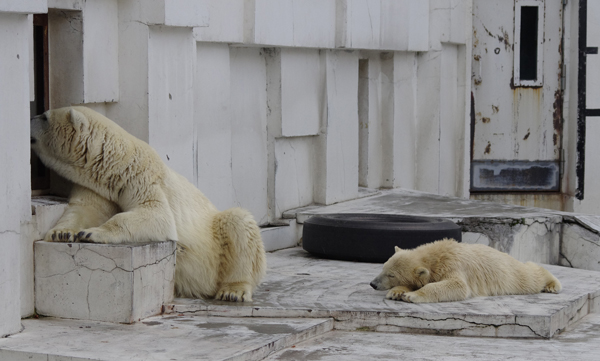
[471,0,563,192]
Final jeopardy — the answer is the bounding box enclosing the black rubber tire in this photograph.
[302,214,461,263]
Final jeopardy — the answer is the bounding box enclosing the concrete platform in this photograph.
[171,247,600,339]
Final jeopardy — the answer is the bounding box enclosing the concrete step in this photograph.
[0,315,333,361]
[264,313,600,361]
[171,247,600,339]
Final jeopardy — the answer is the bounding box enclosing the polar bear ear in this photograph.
[415,267,429,279]
[394,246,402,253]
[69,108,89,132]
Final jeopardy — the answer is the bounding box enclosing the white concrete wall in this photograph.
[0,11,33,337]
[2,0,476,327]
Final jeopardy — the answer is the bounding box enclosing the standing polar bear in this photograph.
[30,106,266,302]
[370,238,561,303]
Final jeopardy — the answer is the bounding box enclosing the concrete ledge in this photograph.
[170,247,600,339]
[35,241,176,324]
[0,315,332,361]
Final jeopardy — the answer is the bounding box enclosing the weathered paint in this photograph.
[472,0,564,191]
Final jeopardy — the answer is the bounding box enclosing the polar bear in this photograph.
[370,238,561,303]
[30,106,266,302]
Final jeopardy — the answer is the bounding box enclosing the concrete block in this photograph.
[195,43,235,211]
[35,241,176,324]
[230,47,269,225]
[281,48,323,137]
[261,220,302,252]
[561,224,600,272]
[148,26,195,184]
[275,137,316,218]
[0,0,47,13]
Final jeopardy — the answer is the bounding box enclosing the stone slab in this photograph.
[0,315,332,361]
[264,313,600,361]
[171,247,600,339]
[35,241,176,324]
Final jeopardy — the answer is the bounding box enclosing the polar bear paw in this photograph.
[543,280,562,294]
[400,291,426,303]
[216,284,252,302]
[385,288,407,301]
[46,228,79,243]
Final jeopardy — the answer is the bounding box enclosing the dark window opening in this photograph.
[31,14,50,192]
[519,6,539,81]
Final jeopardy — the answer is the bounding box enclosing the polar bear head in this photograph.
[370,246,431,291]
[30,106,132,187]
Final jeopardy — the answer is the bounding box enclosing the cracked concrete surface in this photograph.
[35,241,176,323]
[171,247,600,339]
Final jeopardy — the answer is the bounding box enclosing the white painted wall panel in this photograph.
[0,0,46,13]
[280,48,323,137]
[381,0,428,51]
[291,0,336,48]
[230,47,269,224]
[253,0,335,48]
[254,0,294,46]
[195,43,235,211]
[106,3,149,140]
[193,0,244,43]
[316,50,359,204]
[48,9,84,108]
[389,52,417,189]
[0,12,30,336]
[275,137,315,218]
[148,26,195,183]
[83,0,118,103]
[345,0,381,50]
[439,44,459,196]
[416,50,441,193]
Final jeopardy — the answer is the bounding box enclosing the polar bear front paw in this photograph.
[385,289,406,301]
[400,291,426,303]
[46,228,79,243]
[216,284,252,302]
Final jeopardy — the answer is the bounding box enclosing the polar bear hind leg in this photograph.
[213,208,267,302]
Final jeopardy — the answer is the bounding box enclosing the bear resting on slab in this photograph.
[370,238,561,303]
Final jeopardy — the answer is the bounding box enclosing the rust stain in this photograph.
[484,142,491,154]
[482,117,490,123]
[553,89,563,146]
[523,129,530,140]
[492,105,499,114]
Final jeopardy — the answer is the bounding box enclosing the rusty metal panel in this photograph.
[471,160,560,192]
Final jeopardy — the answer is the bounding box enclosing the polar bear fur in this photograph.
[370,238,561,303]
[30,106,266,302]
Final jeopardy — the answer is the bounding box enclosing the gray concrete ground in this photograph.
[3,189,600,360]
[2,247,600,361]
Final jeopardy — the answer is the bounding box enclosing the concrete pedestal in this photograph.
[35,241,176,324]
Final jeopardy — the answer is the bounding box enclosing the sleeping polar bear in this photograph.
[30,106,266,302]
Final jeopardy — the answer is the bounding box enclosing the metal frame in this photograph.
[513,0,545,87]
